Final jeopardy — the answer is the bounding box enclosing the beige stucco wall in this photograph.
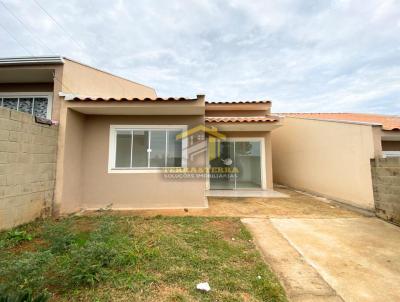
[56,109,86,213]
[0,107,58,230]
[272,117,382,210]
[222,131,273,189]
[55,112,206,213]
[62,59,156,99]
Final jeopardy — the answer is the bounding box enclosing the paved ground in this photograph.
[244,217,400,302]
[107,187,361,218]
[242,218,344,302]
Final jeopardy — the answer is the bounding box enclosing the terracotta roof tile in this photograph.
[205,116,279,123]
[206,100,271,104]
[68,96,197,102]
[283,113,400,131]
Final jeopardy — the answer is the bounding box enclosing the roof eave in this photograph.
[0,56,64,66]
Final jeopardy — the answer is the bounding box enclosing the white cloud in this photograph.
[0,0,399,114]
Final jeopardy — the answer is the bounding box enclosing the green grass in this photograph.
[0,215,286,302]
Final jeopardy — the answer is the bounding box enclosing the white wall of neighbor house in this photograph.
[272,117,382,210]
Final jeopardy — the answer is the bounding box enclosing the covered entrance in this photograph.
[209,138,265,190]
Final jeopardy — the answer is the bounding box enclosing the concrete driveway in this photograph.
[242,217,400,302]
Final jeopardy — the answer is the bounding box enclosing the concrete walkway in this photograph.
[243,217,400,302]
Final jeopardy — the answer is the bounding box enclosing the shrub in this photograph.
[0,230,33,248]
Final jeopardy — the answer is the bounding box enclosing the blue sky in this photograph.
[0,0,399,113]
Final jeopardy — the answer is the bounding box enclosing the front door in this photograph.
[209,139,263,190]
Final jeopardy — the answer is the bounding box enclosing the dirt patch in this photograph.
[155,285,194,302]
[207,220,237,241]
[71,218,98,233]
[88,187,362,219]
[6,238,48,254]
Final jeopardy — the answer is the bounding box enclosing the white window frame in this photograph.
[0,92,53,119]
[108,125,188,173]
[383,151,400,157]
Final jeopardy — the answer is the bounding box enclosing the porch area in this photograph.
[95,186,361,219]
[205,189,287,198]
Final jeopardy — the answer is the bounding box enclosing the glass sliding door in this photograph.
[209,139,263,190]
[235,141,262,189]
[209,141,235,189]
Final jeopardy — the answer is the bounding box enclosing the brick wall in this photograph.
[371,157,400,225]
[0,108,58,230]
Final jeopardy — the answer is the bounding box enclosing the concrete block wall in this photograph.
[0,107,58,230]
[371,157,400,225]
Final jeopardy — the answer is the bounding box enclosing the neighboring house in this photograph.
[272,113,400,211]
[286,113,400,156]
[0,56,282,215]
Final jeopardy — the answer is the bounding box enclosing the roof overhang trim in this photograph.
[0,56,64,66]
[205,116,279,123]
[206,100,271,104]
[59,93,197,102]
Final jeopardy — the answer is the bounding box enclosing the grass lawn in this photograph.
[0,214,286,302]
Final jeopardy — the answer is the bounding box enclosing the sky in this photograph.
[0,0,399,114]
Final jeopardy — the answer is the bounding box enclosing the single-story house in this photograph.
[0,56,282,215]
[272,113,400,211]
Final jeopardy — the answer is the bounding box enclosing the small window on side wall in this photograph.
[0,94,51,119]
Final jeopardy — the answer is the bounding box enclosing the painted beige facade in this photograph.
[1,57,281,216]
[272,117,382,210]
[52,98,280,213]
[54,96,209,213]
[81,115,206,210]
[56,110,207,213]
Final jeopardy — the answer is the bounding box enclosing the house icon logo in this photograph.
[176,125,226,161]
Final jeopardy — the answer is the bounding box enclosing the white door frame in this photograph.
[206,137,267,190]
